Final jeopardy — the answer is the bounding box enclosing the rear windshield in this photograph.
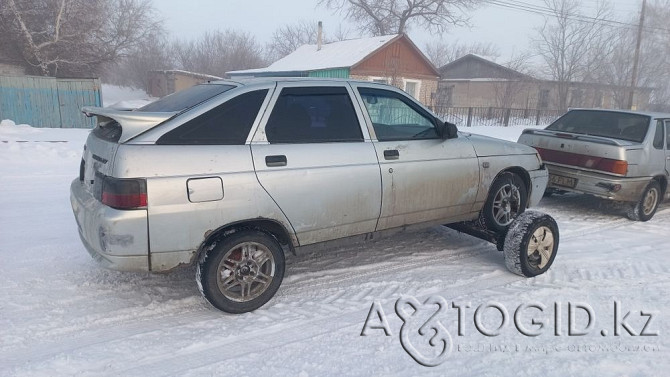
[547,110,651,143]
[137,84,235,112]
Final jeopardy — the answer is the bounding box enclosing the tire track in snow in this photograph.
[4,209,669,371]
[114,260,668,377]
[281,207,670,295]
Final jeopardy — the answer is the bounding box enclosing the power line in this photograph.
[492,0,670,33]
[483,0,670,35]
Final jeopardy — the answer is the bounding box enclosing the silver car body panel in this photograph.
[71,78,549,272]
[112,144,296,271]
[464,134,547,208]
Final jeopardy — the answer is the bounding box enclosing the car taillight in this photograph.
[595,159,628,175]
[101,176,147,209]
[536,148,628,175]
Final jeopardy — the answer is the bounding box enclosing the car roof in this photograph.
[207,77,395,88]
[568,108,670,119]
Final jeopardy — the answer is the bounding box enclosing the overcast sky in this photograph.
[154,0,645,62]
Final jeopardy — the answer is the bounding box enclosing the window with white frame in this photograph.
[403,79,420,98]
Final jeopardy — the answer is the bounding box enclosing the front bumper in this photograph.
[528,167,549,208]
[544,164,649,202]
[70,179,149,271]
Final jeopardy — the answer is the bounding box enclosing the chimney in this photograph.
[317,21,323,51]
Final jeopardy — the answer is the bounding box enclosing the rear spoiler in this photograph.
[521,128,631,146]
[82,106,177,143]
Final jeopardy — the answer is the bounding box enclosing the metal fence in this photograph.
[433,106,563,127]
[0,75,102,128]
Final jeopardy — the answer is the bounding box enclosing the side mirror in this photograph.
[437,121,458,140]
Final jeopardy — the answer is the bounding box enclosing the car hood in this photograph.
[462,132,538,157]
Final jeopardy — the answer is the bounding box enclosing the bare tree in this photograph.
[424,40,499,68]
[575,0,670,110]
[172,30,266,78]
[319,0,481,36]
[534,0,614,111]
[492,52,535,108]
[636,0,670,110]
[0,0,162,77]
[266,21,353,61]
[266,21,320,61]
[103,33,174,89]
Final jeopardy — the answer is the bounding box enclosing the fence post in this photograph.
[503,108,511,127]
[467,107,473,127]
[535,109,541,125]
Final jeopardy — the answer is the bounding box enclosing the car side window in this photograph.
[265,86,363,144]
[357,87,437,141]
[653,120,664,150]
[157,89,268,145]
[666,120,670,149]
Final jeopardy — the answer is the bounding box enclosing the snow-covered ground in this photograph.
[0,121,667,376]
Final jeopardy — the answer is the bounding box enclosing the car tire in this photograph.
[627,180,661,222]
[503,211,559,277]
[480,172,528,233]
[197,230,285,314]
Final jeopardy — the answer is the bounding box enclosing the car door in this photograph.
[665,120,670,183]
[250,82,382,245]
[352,85,480,231]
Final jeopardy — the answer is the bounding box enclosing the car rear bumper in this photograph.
[544,163,649,202]
[70,179,150,271]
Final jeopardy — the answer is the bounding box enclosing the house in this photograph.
[147,70,222,98]
[227,34,440,107]
[435,54,651,111]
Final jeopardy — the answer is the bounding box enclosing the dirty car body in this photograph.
[518,109,670,219]
[70,78,549,312]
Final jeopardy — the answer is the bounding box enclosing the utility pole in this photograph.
[628,0,647,110]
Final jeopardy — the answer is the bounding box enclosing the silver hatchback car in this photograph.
[71,78,553,313]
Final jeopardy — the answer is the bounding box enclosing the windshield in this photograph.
[547,110,651,143]
[137,84,235,112]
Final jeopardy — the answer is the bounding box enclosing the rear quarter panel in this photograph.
[112,144,295,271]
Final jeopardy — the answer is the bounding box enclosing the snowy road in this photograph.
[1,123,668,376]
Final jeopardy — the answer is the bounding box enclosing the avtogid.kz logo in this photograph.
[361,295,659,367]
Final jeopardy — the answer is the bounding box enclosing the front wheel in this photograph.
[627,180,661,222]
[504,211,559,277]
[197,230,285,313]
[481,172,528,233]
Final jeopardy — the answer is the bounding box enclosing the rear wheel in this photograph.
[481,172,528,233]
[197,230,285,313]
[627,180,661,222]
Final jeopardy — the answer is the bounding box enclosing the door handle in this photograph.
[265,155,287,167]
[384,149,399,160]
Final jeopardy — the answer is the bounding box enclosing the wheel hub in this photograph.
[527,226,555,269]
[492,184,520,226]
[642,188,658,216]
[216,242,275,302]
[236,261,259,282]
